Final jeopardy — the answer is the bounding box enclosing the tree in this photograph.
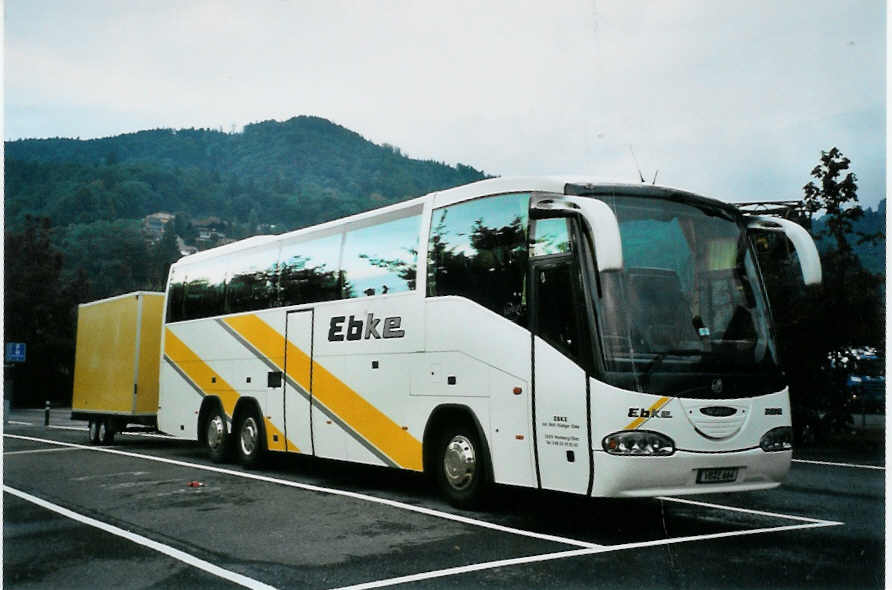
[757,148,884,442]
[802,147,863,254]
[4,217,80,406]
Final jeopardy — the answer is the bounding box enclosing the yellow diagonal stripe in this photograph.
[164,329,240,415]
[164,327,296,452]
[223,314,423,471]
[624,396,672,430]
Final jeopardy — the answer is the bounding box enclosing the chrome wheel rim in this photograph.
[207,415,225,451]
[89,421,99,441]
[98,420,108,442]
[443,435,476,491]
[240,417,259,457]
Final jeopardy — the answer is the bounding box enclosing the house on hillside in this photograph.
[143,212,175,243]
[193,216,230,247]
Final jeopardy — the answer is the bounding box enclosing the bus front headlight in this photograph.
[759,427,793,452]
[602,431,675,456]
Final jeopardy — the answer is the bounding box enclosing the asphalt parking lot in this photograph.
[3,408,885,589]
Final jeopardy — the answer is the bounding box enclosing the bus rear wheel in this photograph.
[235,411,265,468]
[205,407,231,463]
[435,425,488,509]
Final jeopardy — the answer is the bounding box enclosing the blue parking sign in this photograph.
[5,342,26,363]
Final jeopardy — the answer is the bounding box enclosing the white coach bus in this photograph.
[158,177,821,507]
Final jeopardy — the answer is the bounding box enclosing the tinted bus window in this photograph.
[279,233,343,306]
[341,214,421,298]
[166,279,186,323]
[182,261,227,320]
[427,193,529,325]
[227,249,278,313]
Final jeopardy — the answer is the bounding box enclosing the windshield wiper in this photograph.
[641,348,710,377]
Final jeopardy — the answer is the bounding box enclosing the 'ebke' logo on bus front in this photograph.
[328,313,405,341]
[627,408,672,419]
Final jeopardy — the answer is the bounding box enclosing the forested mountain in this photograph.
[4,116,487,405]
[5,115,486,232]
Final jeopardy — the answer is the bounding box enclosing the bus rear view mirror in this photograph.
[530,197,623,272]
[747,216,822,285]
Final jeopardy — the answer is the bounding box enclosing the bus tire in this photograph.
[204,406,232,463]
[234,410,265,469]
[98,417,115,444]
[435,424,489,509]
[88,419,101,444]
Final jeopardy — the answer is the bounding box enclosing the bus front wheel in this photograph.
[436,425,488,509]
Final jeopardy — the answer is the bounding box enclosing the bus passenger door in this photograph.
[530,220,593,495]
[283,309,314,454]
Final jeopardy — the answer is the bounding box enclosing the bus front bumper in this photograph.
[590,448,792,497]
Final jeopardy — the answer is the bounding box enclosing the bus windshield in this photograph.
[593,195,783,398]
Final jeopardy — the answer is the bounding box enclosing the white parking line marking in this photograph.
[793,458,885,471]
[4,433,602,549]
[657,496,843,526]
[8,421,33,426]
[7,433,847,590]
[4,485,277,590]
[330,520,842,590]
[4,447,83,456]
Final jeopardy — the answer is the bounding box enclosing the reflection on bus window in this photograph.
[342,214,421,298]
[166,278,186,322]
[227,249,278,313]
[182,261,227,321]
[279,234,343,306]
[427,193,530,325]
[531,218,571,257]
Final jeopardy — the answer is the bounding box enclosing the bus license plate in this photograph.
[696,467,738,484]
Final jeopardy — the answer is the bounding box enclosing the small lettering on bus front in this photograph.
[627,408,672,418]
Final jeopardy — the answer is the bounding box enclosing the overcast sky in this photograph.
[4,0,887,208]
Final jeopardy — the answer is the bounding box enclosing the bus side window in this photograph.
[427,193,530,325]
[182,262,227,321]
[166,280,186,323]
[341,214,421,298]
[531,218,585,363]
[279,233,343,306]
[227,250,277,313]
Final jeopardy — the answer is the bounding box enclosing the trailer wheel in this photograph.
[205,407,231,463]
[235,411,265,468]
[98,418,115,444]
[88,419,101,444]
[435,424,489,509]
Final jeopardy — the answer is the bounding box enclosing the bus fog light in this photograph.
[602,431,675,456]
[760,427,793,452]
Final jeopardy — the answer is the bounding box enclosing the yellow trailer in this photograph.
[72,291,165,443]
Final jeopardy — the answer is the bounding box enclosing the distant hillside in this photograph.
[5,115,487,231]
